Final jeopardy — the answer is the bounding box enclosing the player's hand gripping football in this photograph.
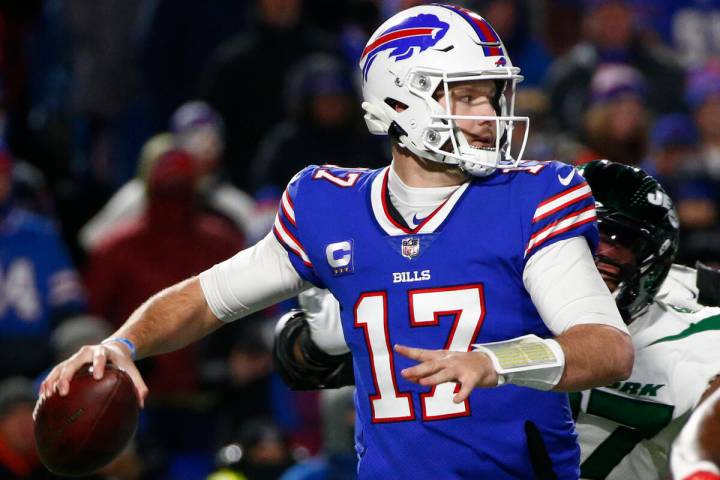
[395,344,499,403]
[36,342,148,415]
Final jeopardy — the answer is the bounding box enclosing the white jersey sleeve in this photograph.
[199,232,311,322]
[523,236,629,336]
[574,302,720,480]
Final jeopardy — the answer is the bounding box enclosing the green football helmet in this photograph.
[579,160,680,321]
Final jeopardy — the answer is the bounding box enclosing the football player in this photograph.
[571,160,720,480]
[274,160,720,480]
[38,5,633,478]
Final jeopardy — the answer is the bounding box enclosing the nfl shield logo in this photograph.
[401,237,420,259]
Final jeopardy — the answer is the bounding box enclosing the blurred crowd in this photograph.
[0,0,719,478]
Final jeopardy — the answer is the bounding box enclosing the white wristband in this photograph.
[472,334,565,391]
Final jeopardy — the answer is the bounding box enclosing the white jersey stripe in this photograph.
[273,214,312,266]
[281,190,296,225]
[533,183,592,222]
[525,207,596,257]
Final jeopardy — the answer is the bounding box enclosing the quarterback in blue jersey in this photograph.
[38,4,633,479]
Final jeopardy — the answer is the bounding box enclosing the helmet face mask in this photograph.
[360,5,529,176]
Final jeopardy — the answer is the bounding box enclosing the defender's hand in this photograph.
[37,343,148,412]
[395,344,498,404]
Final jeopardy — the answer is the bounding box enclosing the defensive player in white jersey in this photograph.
[273,160,720,479]
[37,5,633,478]
[570,160,720,479]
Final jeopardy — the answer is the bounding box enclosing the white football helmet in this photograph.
[360,4,529,176]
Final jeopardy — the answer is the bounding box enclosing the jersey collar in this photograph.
[370,167,470,236]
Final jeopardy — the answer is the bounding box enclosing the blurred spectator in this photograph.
[0,1,44,165]
[280,387,357,480]
[251,53,388,191]
[687,63,720,181]
[675,180,718,230]
[335,0,381,67]
[201,0,338,190]
[641,113,699,196]
[138,0,249,127]
[476,0,553,87]
[675,179,720,266]
[379,0,428,19]
[545,0,685,135]
[210,420,295,480]
[511,88,555,161]
[77,133,174,251]
[0,148,86,379]
[94,444,144,480]
[84,147,244,394]
[49,315,112,362]
[63,0,153,186]
[79,102,258,251]
[540,0,585,57]
[0,139,53,216]
[574,64,650,166]
[83,147,244,463]
[668,0,720,68]
[204,319,278,446]
[171,101,258,240]
[0,377,48,479]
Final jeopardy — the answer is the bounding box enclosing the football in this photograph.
[34,363,140,476]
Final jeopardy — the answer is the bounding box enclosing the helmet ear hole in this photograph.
[384,98,408,113]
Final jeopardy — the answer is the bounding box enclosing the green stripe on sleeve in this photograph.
[650,314,720,346]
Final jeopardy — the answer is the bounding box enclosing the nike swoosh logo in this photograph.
[558,170,574,186]
[412,213,427,226]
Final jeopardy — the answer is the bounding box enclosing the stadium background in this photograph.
[0,0,719,478]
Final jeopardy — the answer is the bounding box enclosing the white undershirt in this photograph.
[387,165,462,228]
[199,169,628,353]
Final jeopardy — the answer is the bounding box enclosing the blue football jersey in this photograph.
[0,209,86,336]
[273,161,598,479]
